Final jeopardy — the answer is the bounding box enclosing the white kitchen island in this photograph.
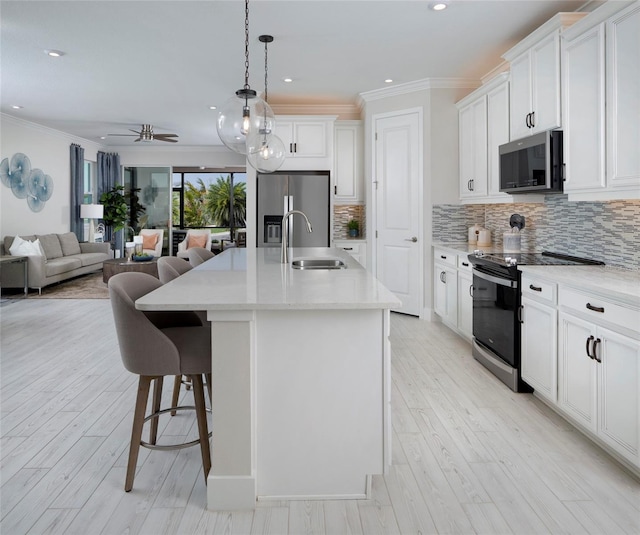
[135,247,400,510]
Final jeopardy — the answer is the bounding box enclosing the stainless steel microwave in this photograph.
[499,130,563,194]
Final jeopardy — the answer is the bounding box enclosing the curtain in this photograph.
[70,144,84,240]
[97,151,122,253]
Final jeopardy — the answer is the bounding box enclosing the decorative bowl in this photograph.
[131,254,154,262]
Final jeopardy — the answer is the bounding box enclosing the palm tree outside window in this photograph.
[172,170,246,249]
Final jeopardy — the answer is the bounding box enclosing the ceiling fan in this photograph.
[107,124,178,143]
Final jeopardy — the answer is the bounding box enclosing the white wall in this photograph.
[115,145,246,168]
[0,114,102,239]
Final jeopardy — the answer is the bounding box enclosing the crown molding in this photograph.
[358,78,480,103]
[270,103,360,119]
[1,113,102,149]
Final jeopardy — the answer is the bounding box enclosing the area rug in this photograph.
[32,271,109,299]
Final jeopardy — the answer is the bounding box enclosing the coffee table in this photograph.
[103,257,159,283]
[0,255,28,297]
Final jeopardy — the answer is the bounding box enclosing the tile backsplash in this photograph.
[334,205,366,239]
[433,196,640,270]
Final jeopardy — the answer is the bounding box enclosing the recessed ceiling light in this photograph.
[45,49,65,57]
[429,1,448,11]
[283,78,293,83]
[100,136,107,140]
[384,79,393,83]
[209,105,217,110]
[11,105,23,109]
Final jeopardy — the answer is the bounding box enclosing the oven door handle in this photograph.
[473,269,518,288]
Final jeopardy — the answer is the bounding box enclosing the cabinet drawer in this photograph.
[457,254,473,272]
[434,248,457,268]
[559,287,640,334]
[522,275,557,305]
[335,241,363,255]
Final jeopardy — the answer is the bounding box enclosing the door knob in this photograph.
[405,236,418,243]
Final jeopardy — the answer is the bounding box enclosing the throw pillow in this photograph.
[9,236,44,256]
[58,232,82,256]
[142,233,159,250]
[187,234,207,249]
[37,233,63,260]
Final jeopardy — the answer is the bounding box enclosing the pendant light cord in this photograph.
[264,38,269,102]
[244,0,250,91]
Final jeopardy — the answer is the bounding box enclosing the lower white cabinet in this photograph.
[521,297,558,402]
[434,262,457,328]
[334,240,366,268]
[558,306,640,468]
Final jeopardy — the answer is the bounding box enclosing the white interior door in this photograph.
[374,110,422,316]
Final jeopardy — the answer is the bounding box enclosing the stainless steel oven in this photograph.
[468,251,604,393]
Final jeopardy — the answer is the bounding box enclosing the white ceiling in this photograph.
[1,0,593,147]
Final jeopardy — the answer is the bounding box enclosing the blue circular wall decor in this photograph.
[0,153,54,212]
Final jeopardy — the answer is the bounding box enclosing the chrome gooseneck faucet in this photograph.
[281,210,313,263]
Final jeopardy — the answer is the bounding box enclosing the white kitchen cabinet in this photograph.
[562,23,606,193]
[503,13,587,140]
[606,2,640,194]
[334,239,366,269]
[334,121,363,204]
[433,248,457,328]
[275,116,336,170]
[558,286,640,468]
[521,274,558,402]
[562,2,640,200]
[458,96,488,199]
[457,73,514,204]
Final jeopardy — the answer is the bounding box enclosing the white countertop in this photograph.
[136,247,400,311]
[519,265,640,305]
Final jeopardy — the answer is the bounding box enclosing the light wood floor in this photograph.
[1,299,639,534]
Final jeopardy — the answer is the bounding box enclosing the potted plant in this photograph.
[347,219,360,238]
[99,185,128,254]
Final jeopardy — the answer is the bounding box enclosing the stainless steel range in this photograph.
[468,251,604,392]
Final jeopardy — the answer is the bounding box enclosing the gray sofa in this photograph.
[2,233,110,294]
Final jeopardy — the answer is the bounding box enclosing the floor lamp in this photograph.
[80,204,104,243]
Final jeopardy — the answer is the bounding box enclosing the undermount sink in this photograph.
[291,258,347,270]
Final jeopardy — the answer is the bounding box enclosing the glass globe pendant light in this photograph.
[247,34,286,173]
[216,0,275,154]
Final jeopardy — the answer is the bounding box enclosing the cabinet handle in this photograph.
[293,142,297,153]
[462,262,469,267]
[289,143,293,153]
[470,179,474,191]
[586,303,605,313]
[343,247,353,251]
[440,255,447,259]
[334,185,337,195]
[467,179,472,191]
[529,284,542,292]
[593,338,602,363]
[440,271,446,283]
[517,305,523,324]
[469,284,473,298]
[585,335,595,360]
[525,113,531,128]
[530,111,535,128]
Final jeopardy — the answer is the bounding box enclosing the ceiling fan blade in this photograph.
[154,133,178,137]
[108,133,138,137]
[156,137,178,143]
[129,129,142,134]
[134,138,141,142]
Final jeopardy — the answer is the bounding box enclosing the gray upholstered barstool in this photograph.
[108,272,212,491]
[187,247,215,267]
[157,256,193,283]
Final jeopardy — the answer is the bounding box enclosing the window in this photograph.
[172,170,246,244]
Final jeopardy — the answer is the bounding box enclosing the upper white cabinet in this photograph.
[334,121,364,204]
[606,3,640,193]
[503,13,587,140]
[456,73,512,204]
[458,96,488,199]
[275,116,336,170]
[562,1,640,200]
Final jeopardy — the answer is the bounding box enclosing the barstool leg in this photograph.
[191,374,211,482]
[126,375,152,492]
[170,375,182,416]
[205,373,212,407]
[149,376,164,445]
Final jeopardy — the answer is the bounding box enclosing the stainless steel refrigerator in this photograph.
[257,171,330,248]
